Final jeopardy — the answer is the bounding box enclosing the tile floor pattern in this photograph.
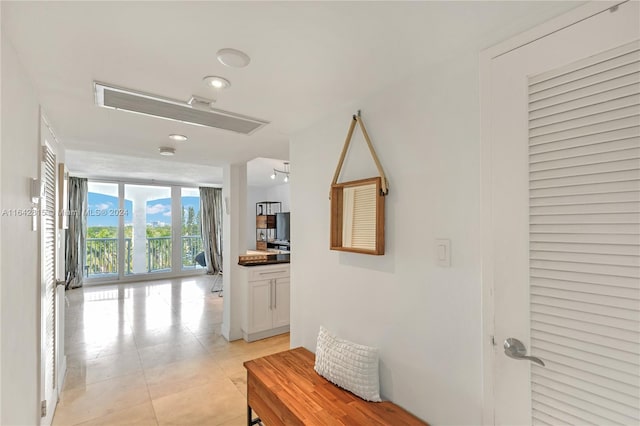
[54,276,290,426]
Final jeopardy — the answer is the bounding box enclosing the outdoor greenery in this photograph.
[86,206,203,276]
[183,205,201,236]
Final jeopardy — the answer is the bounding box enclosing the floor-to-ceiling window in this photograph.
[85,181,206,282]
[181,188,204,270]
[86,182,121,278]
[124,184,172,274]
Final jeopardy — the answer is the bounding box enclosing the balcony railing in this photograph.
[86,238,132,277]
[182,235,204,269]
[86,235,203,278]
[146,236,171,273]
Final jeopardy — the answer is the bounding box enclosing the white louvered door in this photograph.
[528,40,639,426]
[41,143,57,424]
[486,2,640,425]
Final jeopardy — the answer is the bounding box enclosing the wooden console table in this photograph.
[244,347,428,426]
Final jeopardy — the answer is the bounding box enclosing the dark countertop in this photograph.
[238,253,290,267]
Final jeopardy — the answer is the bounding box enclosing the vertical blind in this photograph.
[528,40,640,425]
[43,145,57,395]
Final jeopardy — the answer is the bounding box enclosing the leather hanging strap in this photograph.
[330,114,389,198]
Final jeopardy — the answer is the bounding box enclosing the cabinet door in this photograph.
[248,280,272,333]
[272,277,290,329]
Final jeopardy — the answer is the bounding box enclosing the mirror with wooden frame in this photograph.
[330,177,384,255]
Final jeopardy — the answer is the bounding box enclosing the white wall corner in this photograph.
[222,163,247,341]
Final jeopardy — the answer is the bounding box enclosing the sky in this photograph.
[87,193,200,227]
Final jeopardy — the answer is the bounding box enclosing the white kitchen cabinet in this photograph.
[240,264,290,342]
[271,277,290,329]
[248,279,273,334]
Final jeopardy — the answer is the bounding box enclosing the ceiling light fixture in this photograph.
[169,134,187,142]
[216,48,251,68]
[203,76,231,90]
[159,147,176,156]
[270,162,290,183]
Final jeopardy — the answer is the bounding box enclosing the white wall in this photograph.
[222,164,247,341]
[265,184,290,213]
[290,52,482,424]
[1,32,42,426]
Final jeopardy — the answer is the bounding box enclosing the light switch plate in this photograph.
[436,239,451,267]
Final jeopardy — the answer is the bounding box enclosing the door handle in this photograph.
[504,338,545,367]
[271,280,274,310]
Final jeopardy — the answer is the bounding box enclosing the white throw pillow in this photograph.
[314,326,381,402]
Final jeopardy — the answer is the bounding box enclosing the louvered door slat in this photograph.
[532,277,640,297]
[530,118,639,146]
[530,242,639,256]
[530,42,640,85]
[533,367,640,408]
[533,400,598,425]
[530,74,640,113]
[533,393,615,425]
[531,329,639,365]
[530,127,640,153]
[530,147,640,171]
[531,304,639,332]
[529,40,640,425]
[532,321,639,354]
[530,202,640,217]
[533,383,638,424]
[530,137,640,163]
[530,105,640,137]
[530,62,640,101]
[42,145,56,396]
[530,177,639,198]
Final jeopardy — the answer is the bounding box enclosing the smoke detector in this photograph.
[216,48,251,68]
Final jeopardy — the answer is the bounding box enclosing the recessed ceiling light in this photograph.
[169,134,187,142]
[159,147,176,156]
[216,48,251,68]
[203,76,231,90]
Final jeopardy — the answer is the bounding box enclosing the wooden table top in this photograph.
[244,347,428,426]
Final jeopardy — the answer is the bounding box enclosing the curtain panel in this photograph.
[65,177,87,289]
[199,187,223,274]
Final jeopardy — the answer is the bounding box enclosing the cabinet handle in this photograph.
[259,270,287,276]
[274,280,277,309]
[269,280,272,310]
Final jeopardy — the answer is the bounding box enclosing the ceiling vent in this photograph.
[94,82,269,135]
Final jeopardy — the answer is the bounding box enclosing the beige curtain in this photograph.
[65,177,87,289]
[199,187,223,274]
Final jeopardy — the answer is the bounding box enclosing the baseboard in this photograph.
[58,355,67,397]
[243,326,290,342]
[222,322,231,341]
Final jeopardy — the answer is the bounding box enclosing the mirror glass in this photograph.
[330,177,384,255]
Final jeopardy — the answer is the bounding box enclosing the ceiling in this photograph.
[2,1,582,185]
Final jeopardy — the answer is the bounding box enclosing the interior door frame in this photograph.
[39,111,62,426]
[479,1,627,424]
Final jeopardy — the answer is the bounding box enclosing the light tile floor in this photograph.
[53,275,290,426]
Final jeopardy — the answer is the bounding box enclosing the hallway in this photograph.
[54,276,290,426]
